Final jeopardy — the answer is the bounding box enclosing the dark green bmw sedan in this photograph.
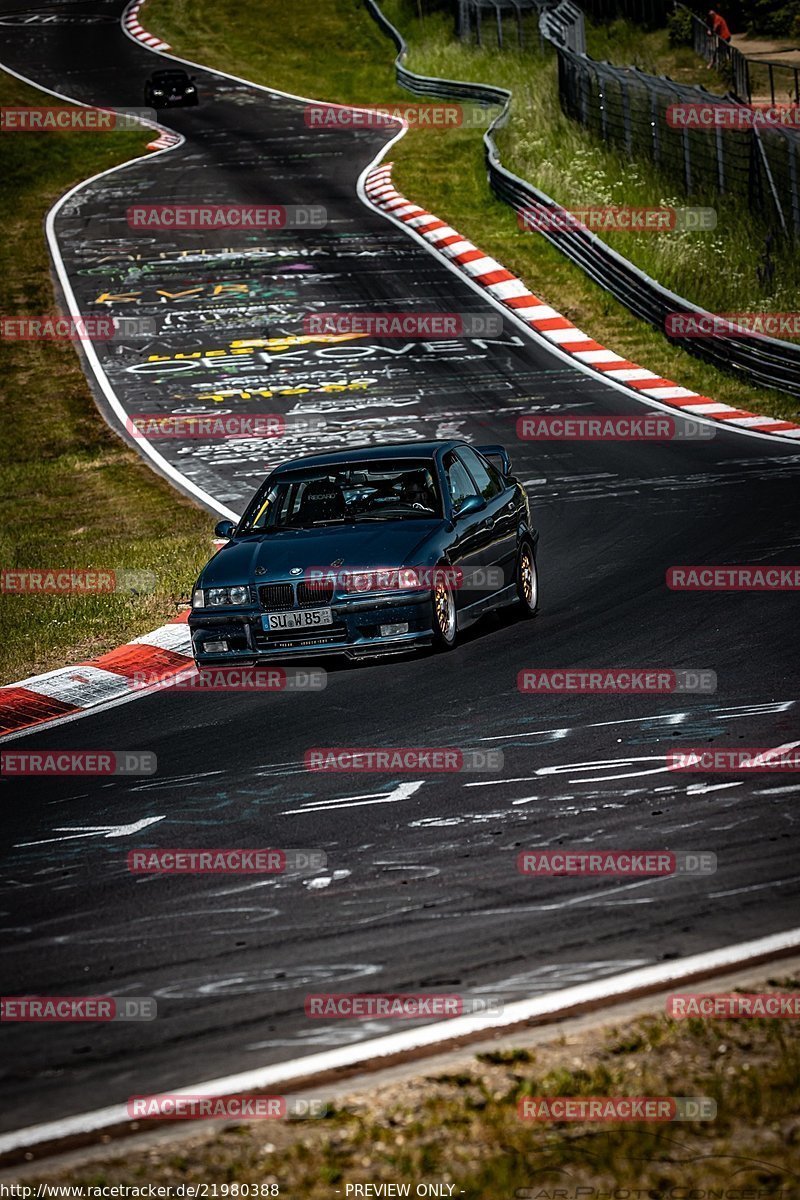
[188,440,538,664]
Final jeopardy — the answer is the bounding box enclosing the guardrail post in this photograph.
[788,137,800,236]
[620,75,633,155]
[597,64,607,141]
[650,89,660,164]
[715,125,725,192]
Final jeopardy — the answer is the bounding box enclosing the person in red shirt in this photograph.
[707,9,732,42]
[706,9,732,69]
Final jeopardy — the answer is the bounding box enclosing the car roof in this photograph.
[271,440,466,475]
[152,69,189,77]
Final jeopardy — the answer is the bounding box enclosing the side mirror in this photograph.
[214,519,235,539]
[456,495,486,520]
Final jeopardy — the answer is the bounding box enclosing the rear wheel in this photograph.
[432,568,457,650]
[516,541,539,617]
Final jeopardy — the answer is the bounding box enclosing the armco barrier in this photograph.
[364,0,800,398]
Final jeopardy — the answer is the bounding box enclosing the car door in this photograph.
[456,447,518,594]
[442,451,495,612]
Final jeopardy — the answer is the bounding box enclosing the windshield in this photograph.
[238,461,442,532]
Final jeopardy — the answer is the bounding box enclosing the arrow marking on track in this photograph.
[15,816,165,847]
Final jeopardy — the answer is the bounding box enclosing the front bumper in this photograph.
[189,593,434,663]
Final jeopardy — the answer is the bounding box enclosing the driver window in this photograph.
[457,447,503,501]
[444,454,479,513]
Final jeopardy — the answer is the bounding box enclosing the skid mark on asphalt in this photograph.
[242,959,654,1051]
[152,962,382,1000]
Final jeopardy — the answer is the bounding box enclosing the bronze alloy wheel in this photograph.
[517,542,539,615]
[432,570,457,649]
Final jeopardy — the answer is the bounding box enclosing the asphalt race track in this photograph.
[1,0,799,1137]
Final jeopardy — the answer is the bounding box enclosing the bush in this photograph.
[667,6,694,43]
[746,0,800,37]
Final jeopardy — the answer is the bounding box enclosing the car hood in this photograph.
[199,521,442,586]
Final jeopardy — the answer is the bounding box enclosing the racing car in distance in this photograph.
[189,440,539,664]
[144,69,199,108]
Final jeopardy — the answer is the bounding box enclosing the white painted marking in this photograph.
[686,781,744,794]
[574,349,625,363]
[2,926,799,1156]
[603,368,662,382]
[131,623,193,654]
[639,385,697,399]
[15,816,165,848]
[536,327,585,343]
[284,780,425,815]
[14,665,132,706]
[488,280,534,301]
[461,256,503,277]
[442,240,477,258]
[683,402,738,414]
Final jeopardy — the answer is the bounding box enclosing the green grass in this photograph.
[0,70,213,684]
[586,15,728,86]
[20,997,800,1193]
[145,0,800,425]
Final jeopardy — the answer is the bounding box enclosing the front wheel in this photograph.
[516,541,539,617]
[431,568,457,651]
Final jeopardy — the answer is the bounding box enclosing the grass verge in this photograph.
[17,977,800,1192]
[585,15,730,90]
[0,70,212,685]
[144,0,799,423]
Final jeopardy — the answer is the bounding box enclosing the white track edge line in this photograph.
[0,59,238,521]
[1,925,798,1156]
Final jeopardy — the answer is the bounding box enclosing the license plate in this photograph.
[263,608,333,631]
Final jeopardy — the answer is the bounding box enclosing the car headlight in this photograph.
[203,585,250,607]
[397,568,421,590]
[342,568,421,594]
[152,89,164,95]
[192,588,205,608]
[185,86,196,92]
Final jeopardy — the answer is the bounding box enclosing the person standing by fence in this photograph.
[706,8,732,68]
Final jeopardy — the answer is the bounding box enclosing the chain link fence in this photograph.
[578,0,670,26]
[551,5,800,240]
[364,0,800,397]
[455,0,544,49]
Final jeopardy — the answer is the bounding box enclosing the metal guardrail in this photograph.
[539,0,586,53]
[363,0,800,398]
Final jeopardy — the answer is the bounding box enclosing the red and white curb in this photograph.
[365,164,800,441]
[146,128,181,151]
[123,0,170,52]
[121,0,179,148]
[0,613,192,739]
